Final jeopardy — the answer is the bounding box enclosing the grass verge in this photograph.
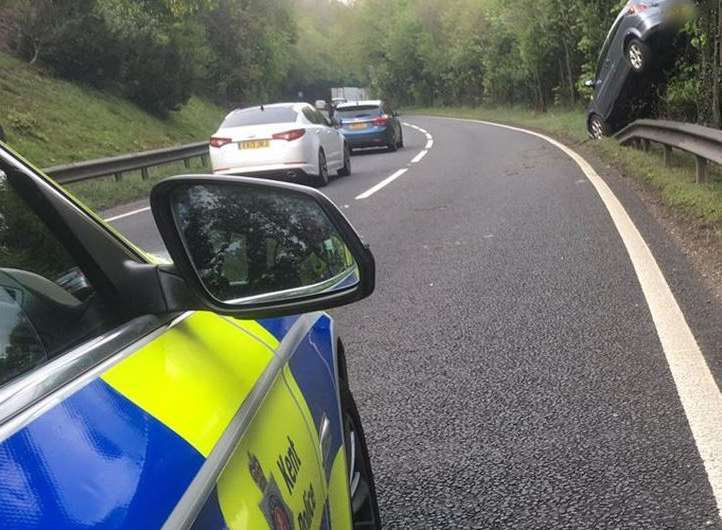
[411,106,722,237]
[64,158,211,213]
[0,51,224,167]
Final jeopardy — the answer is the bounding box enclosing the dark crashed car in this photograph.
[586,0,695,138]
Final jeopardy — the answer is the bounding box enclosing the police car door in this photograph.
[0,167,327,530]
[185,315,339,530]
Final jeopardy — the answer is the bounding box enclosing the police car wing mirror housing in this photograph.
[150,175,375,319]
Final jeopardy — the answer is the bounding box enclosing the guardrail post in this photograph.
[641,138,650,152]
[184,158,191,169]
[696,156,708,184]
[663,145,672,167]
[141,167,149,180]
[114,172,123,182]
[201,154,208,166]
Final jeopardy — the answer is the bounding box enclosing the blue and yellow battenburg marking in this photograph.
[0,311,353,530]
[191,314,353,530]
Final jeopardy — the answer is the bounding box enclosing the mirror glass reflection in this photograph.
[171,182,358,303]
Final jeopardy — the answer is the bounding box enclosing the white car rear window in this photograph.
[222,107,298,127]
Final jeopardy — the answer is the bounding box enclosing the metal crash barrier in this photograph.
[616,120,722,184]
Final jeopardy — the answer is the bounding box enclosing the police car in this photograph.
[0,142,381,530]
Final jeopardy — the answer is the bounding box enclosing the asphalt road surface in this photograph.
[107,116,722,529]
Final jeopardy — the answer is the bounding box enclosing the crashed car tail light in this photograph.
[627,2,650,15]
[272,129,306,141]
[209,137,232,148]
[373,115,390,126]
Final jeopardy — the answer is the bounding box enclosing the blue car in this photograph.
[335,101,403,152]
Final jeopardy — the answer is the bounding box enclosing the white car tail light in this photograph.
[272,129,306,141]
[210,137,232,148]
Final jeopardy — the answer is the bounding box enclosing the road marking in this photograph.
[105,206,151,222]
[444,116,722,517]
[357,122,434,199]
[355,168,408,200]
[411,150,428,164]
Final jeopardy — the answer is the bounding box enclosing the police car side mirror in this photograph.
[150,175,375,319]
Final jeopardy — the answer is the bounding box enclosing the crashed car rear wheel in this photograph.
[589,114,608,140]
[626,38,651,73]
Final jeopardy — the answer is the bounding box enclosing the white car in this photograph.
[209,102,351,187]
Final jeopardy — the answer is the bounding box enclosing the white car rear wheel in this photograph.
[314,149,329,187]
[338,143,351,177]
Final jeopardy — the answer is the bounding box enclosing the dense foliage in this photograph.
[331,0,720,126]
[8,0,296,113]
[5,0,721,125]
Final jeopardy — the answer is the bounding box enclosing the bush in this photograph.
[14,0,205,114]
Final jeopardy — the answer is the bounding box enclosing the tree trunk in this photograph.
[535,69,546,112]
[562,38,576,105]
[699,0,716,125]
[715,0,722,127]
[29,41,39,65]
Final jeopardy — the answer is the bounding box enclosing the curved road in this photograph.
[109,116,722,529]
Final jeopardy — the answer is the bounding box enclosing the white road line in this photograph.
[444,116,722,517]
[357,121,434,199]
[411,150,428,164]
[104,206,151,223]
[355,168,408,200]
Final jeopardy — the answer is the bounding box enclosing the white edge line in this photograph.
[443,115,722,517]
[355,168,408,200]
[425,140,434,149]
[104,206,151,223]
[411,150,428,164]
